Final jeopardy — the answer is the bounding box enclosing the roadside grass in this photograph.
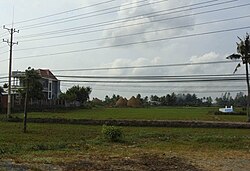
[3,107,247,122]
[0,121,250,163]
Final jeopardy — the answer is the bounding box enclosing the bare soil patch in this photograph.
[60,154,203,171]
[0,154,203,171]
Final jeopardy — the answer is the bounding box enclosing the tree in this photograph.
[19,68,44,101]
[234,92,247,107]
[0,86,4,93]
[227,33,250,121]
[215,92,233,107]
[3,83,8,88]
[21,67,44,133]
[60,85,91,104]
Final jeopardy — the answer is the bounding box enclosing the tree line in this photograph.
[102,92,247,107]
[103,93,212,107]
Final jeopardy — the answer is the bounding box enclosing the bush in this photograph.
[102,125,123,142]
[214,111,246,115]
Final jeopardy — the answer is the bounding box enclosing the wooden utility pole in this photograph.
[3,26,19,118]
[23,80,29,133]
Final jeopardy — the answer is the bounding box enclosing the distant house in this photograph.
[12,69,61,100]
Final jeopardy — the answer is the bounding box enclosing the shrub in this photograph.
[102,125,123,142]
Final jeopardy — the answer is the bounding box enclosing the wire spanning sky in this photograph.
[0,0,249,99]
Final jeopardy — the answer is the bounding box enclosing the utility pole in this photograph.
[3,25,19,118]
[23,79,29,133]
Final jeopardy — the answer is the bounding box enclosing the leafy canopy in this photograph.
[60,85,91,103]
[19,67,44,100]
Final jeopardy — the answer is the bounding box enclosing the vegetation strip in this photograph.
[6,118,250,129]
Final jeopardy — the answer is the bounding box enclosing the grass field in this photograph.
[0,121,250,158]
[3,107,247,122]
[0,122,250,170]
[1,107,250,170]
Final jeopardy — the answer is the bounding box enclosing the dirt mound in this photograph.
[127,96,142,108]
[115,97,127,107]
[92,98,103,105]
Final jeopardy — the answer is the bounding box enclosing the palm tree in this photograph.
[227,33,250,122]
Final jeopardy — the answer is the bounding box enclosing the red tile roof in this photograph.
[37,69,57,80]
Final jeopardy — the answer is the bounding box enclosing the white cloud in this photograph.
[91,56,166,76]
[180,52,243,75]
[102,0,195,46]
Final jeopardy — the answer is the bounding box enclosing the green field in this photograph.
[4,107,247,122]
[0,121,250,158]
[1,107,250,170]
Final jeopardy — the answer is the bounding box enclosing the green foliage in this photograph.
[215,92,247,107]
[150,93,209,106]
[102,125,123,142]
[0,86,4,94]
[104,94,120,106]
[60,85,91,103]
[18,67,44,100]
[3,83,8,88]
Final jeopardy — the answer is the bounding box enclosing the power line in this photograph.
[55,73,245,80]
[7,25,250,62]
[18,0,167,29]
[59,77,246,83]
[18,0,238,39]
[60,83,247,94]
[0,76,8,80]
[5,0,116,26]
[0,50,9,55]
[61,82,246,88]
[0,33,9,38]
[14,14,250,50]
[18,2,249,43]
[89,87,247,94]
[0,81,8,84]
[9,61,241,72]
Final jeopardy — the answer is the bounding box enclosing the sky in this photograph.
[0,0,249,100]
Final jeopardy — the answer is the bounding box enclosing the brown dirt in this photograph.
[60,154,203,171]
[0,154,203,171]
[1,150,250,171]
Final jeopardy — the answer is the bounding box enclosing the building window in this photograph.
[48,81,52,99]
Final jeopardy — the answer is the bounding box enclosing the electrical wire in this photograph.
[60,82,246,88]
[55,73,245,80]
[5,0,116,26]
[59,77,246,84]
[89,87,247,94]
[0,50,9,55]
[18,2,249,42]
[18,0,168,29]
[5,25,249,62]
[60,83,247,94]
[26,61,247,73]
[14,14,250,50]
[18,0,239,39]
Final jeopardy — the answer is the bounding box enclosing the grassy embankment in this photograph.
[4,107,247,122]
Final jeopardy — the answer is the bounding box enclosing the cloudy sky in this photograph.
[0,0,249,100]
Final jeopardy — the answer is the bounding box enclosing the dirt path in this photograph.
[2,152,250,171]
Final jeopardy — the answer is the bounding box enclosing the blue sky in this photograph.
[0,0,249,100]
